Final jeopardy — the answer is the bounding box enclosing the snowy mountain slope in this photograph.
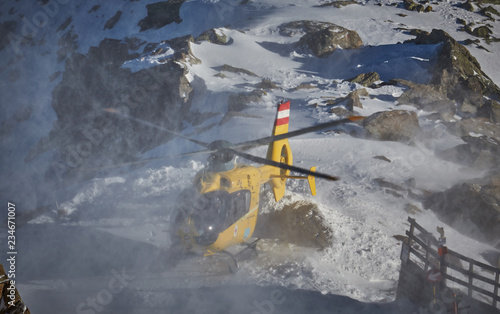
[1,0,500,313]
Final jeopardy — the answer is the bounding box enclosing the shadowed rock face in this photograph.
[406,29,500,111]
[362,110,420,142]
[424,175,500,244]
[28,36,198,184]
[137,0,187,32]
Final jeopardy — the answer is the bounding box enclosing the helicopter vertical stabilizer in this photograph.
[267,101,293,201]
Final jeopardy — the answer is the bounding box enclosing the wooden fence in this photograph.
[399,217,500,311]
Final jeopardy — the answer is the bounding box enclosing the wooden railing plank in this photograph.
[444,274,500,302]
[406,231,440,259]
[405,217,500,309]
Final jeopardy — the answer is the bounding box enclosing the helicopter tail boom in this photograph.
[267,101,293,201]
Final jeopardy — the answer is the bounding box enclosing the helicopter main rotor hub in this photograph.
[207,140,236,172]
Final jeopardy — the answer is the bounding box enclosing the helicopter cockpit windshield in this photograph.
[172,188,251,246]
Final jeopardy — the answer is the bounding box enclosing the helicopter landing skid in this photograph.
[221,238,261,273]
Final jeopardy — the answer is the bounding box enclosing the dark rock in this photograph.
[26,36,198,184]
[227,90,266,112]
[298,24,362,57]
[373,155,392,163]
[463,38,480,46]
[138,0,186,32]
[219,64,258,77]
[406,29,500,115]
[219,111,261,126]
[437,134,500,169]
[124,37,146,51]
[88,5,101,13]
[316,1,358,8]
[278,20,336,37]
[409,29,429,36]
[195,29,228,45]
[460,99,477,115]
[396,80,455,115]
[477,99,500,123]
[405,203,423,215]
[214,72,226,79]
[347,72,380,87]
[453,117,500,141]
[344,90,364,109]
[458,0,474,12]
[424,178,500,243]
[104,10,122,30]
[279,21,362,57]
[469,25,493,38]
[362,110,420,142]
[373,178,406,191]
[167,35,201,65]
[57,17,72,32]
[293,83,318,90]
[424,5,433,12]
[403,0,425,12]
[480,6,500,18]
[329,106,353,118]
[256,79,279,90]
[328,89,366,111]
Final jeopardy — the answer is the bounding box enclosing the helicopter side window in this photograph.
[229,190,251,224]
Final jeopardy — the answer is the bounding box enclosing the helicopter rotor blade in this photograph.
[228,148,339,181]
[81,148,215,172]
[104,108,210,148]
[234,116,364,151]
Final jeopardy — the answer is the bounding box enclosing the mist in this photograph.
[1,0,499,313]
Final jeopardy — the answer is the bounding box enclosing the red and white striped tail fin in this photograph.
[273,100,290,135]
[266,101,293,201]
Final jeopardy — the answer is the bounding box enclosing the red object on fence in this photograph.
[426,269,443,283]
[438,246,448,256]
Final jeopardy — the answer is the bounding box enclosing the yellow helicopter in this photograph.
[107,101,362,266]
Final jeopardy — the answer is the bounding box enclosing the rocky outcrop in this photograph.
[438,134,500,170]
[256,79,280,90]
[458,0,475,12]
[278,21,362,58]
[477,99,500,123]
[298,25,362,57]
[362,110,420,142]
[195,28,229,45]
[217,64,258,77]
[27,36,200,183]
[395,79,457,120]
[403,0,432,12]
[104,10,122,30]
[406,29,500,114]
[278,20,337,37]
[227,90,266,112]
[347,72,380,87]
[316,1,358,8]
[424,174,500,243]
[138,0,186,32]
[328,89,367,116]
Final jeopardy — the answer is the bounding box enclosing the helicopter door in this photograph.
[224,190,250,229]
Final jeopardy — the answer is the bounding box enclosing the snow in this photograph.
[1,0,500,313]
[122,44,175,73]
